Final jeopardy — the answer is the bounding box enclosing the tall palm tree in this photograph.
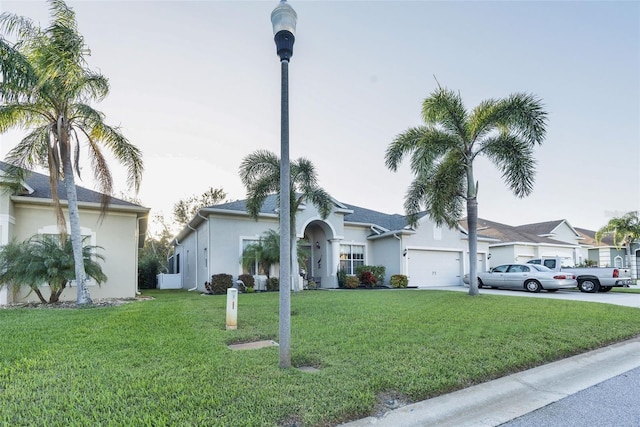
[239,149,332,290]
[385,85,547,295]
[595,211,640,278]
[0,0,143,304]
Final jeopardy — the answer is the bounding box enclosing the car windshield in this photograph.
[530,264,552,272]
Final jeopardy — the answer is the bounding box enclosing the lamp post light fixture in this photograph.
[271,0,297,369]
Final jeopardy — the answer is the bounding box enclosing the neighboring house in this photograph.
[169,195,491,291]
[0,162,149,305]
[461,218,637,275]
[574,227,638,278]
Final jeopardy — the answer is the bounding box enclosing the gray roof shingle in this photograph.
[208,194,424,232]
[0,161,144,208]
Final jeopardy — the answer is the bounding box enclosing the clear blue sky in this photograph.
[1,0,638,232]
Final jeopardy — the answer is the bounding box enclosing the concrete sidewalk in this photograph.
[340,336,640,427]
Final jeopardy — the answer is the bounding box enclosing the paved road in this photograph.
[439,285,640,308]
[501,366,640,427]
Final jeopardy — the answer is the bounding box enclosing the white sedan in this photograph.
[476,263,578,293]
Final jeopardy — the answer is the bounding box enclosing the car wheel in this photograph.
[525,280,541,293]
[478,278,484,289]
[599,286,612,293]
[546,289,558,293]
[578,279,600,293]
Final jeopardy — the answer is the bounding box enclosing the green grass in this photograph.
[1,290,639,427]
[612,285,640,293]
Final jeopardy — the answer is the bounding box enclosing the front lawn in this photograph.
[1,289,639,426]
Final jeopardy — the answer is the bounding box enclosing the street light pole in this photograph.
[271,0,297,369]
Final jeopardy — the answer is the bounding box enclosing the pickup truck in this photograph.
[526,258,633,293]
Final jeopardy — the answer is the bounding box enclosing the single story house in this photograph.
[0,161,149,305]
[169,195,492,291]
[462,218,639,278]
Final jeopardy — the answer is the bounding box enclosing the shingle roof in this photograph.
[574,227,615,246]
[516,220,567,236]
[0,161,144,208]
[208,194,423,232]
[460,217,572,245]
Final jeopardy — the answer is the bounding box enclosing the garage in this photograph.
[407,249,463,287]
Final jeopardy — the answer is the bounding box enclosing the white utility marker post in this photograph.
[226,288,238,330]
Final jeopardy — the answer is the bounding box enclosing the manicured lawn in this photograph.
[612,285,640,293]
[1,289,639,426]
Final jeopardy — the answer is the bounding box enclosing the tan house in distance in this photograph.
[0,162,149,305]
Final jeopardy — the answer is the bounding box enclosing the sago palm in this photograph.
[0,234,106,304]
[385,85,547,295]
[0,0,143,304]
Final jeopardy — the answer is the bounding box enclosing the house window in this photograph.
[614,256,623,268]
[340,244,364,275]
[242,239,260,275]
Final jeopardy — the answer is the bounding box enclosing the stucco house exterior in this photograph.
[463,218,638,278]
[0,162,149,305]
[169,195,492,291]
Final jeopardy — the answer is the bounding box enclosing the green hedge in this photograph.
[390,274,408,288]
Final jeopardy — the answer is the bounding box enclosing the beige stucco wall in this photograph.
[9,202,141,303]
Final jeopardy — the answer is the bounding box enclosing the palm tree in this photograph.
[595,211,640,278]
[239,149,332,290]
[385,85,547,295]
[0,234,106,304]
[242,229,310,278]
[0,0,143,305]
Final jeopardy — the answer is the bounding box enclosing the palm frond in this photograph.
[239,150,280,187]
[422,87,468,140]
[483,134,536,198]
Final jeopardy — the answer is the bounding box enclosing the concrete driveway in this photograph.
[431,285,640,308]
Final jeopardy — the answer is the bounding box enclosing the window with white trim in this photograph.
[241,238,261,275]
[339,244,364,275]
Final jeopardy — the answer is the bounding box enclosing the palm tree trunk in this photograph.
[61,147,92,305]
[466,165,479,296]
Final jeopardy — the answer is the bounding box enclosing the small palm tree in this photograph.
[0,234,106,304]
[242,229,309,278]
[595,211,640,278]
[239,150,332,290]
[0,1,143,305]
[385,84,547,295]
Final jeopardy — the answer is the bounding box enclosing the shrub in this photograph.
[238,274,255,289]
[138,252,163,289]
[211,274,233,294]
[390,274,409,288]
[356,265,386,286]
[359,270,377,287]
[266,277,279,292]
[344,275,359,289]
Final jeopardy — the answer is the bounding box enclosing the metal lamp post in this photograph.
[271,0,297,369]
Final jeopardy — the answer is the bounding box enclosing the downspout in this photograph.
[187,223,198,291]
[197,212,211,284]
[393,233,405,276]
[174,238,183,286]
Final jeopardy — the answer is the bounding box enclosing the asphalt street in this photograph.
[500,366,640,427]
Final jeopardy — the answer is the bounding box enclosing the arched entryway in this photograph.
[300,219,338,288]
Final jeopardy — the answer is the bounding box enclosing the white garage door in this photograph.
[407,250,462,287]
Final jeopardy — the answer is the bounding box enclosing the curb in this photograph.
[339,336,640,427]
